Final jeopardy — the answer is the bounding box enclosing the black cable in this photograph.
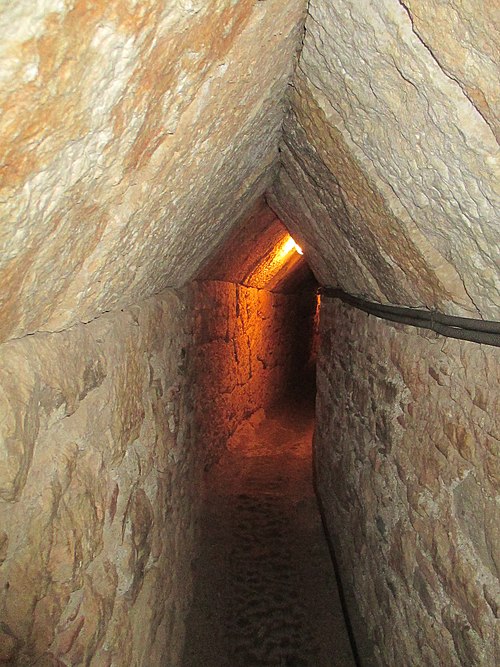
[319,288,500,348]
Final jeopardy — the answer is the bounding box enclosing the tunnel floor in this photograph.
[181,399,355,667]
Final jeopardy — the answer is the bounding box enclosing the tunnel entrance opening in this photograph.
[184,203,356,666]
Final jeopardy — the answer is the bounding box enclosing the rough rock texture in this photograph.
[315,298,500,667]
[401,0,499,142]
[0,289,200,666]
[0,0,306,344]
[269,0,499,318]
[1,1,498,665]
[192,280,316,467]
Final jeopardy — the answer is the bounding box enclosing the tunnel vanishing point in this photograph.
[0,1,499,666]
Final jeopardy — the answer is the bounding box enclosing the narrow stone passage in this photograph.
[182,399,355,667]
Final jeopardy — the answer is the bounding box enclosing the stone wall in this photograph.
[315,298,499,667]
[0,289,200,666]
[0,0,306,343]
[0,275,317,665]
[198,197,315,296]
[269,0,499,319]
[192,281,316,466]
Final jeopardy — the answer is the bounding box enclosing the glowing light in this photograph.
[245,234,305,289]
[281,236,303,256]
[282,237,296,255]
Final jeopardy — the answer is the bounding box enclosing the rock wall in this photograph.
[0,0,306,343]
[0,289,200,666]
[192,281,316,466]
[315,298,500,667]
[269,0,499,318]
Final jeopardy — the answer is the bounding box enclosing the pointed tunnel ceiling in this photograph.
[0,0,498,344]
[198,198,315,294]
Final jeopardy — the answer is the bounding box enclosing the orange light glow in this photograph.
[245,233,305,290]
[281,237,296,255]
[281,237,303,255]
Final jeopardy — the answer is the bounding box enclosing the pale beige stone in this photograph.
[269,0,500,318]
[401,0,500,141]
[316,298,500,666]
[0,0,306,344]
[0,2,498,666]
[0,290,199,665]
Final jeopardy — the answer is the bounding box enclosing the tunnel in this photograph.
[0,1,499,666]
[183,202,337,666]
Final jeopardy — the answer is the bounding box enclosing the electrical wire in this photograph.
[319,288,500,348]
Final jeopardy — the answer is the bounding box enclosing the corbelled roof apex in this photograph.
[1,0,498,345]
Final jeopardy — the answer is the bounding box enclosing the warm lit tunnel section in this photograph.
[193,198,318,466]
[198,197,313,294]
[183,202,352,667]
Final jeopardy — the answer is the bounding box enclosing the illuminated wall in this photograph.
[191,280,316,467]
[244,234,304,290]
[192,197,317,464]
[198,197,313,294]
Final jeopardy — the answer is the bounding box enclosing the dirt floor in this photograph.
[182,400,356,667]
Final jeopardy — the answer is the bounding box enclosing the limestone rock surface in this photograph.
[0,289,199,666]
[0,0,306,344]
[316,298,500,666]
[269,0,499,318]
[401,0,499,142]
[199,198,314,293]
